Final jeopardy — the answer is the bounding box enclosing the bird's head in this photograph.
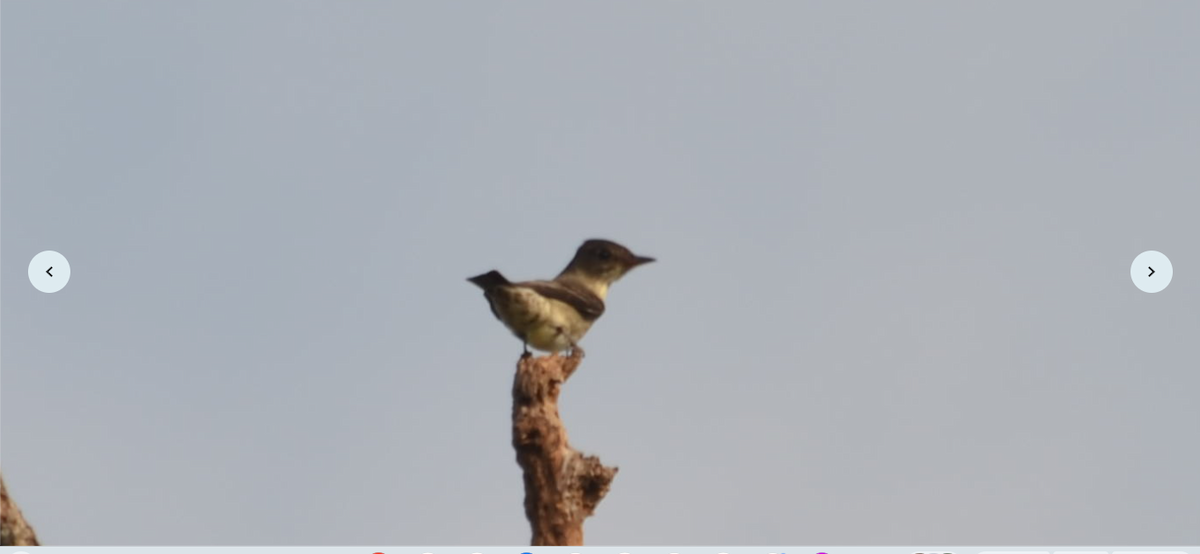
[560,239,655,284]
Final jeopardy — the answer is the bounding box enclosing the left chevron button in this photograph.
[29,250,71,293]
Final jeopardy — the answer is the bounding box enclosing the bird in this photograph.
[468,239,655,356]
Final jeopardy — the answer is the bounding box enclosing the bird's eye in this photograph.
[597,249,612,260]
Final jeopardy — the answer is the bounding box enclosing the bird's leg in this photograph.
[518,333,532,358]
[556,326,585,359]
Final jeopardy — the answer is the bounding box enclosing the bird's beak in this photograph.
[632,255,656,266]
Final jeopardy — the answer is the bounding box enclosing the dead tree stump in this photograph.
[511,350,617,546]
[1,472,39,546]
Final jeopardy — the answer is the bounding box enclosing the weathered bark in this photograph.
[1,472,40,546]
[511,350,617,546]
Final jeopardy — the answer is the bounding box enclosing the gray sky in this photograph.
[3,0,1198,546]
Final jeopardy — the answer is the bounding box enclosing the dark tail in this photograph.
[467,270,510,289]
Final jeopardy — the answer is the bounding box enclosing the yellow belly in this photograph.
[489,287,594,352]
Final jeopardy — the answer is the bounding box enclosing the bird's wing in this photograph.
[518,280,606,321]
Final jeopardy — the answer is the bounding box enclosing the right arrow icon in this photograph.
[1132,251,1172,293]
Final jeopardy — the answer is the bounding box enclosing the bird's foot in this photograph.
[561,342,586,380]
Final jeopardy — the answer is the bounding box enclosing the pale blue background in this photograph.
[3,0,1199,546]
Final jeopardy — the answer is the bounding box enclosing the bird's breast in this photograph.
[487,286,593,351]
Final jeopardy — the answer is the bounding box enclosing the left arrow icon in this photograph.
[29,251,70,293]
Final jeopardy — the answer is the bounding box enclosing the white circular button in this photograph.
[1130,250,1172,293]
[29,250,71,293]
